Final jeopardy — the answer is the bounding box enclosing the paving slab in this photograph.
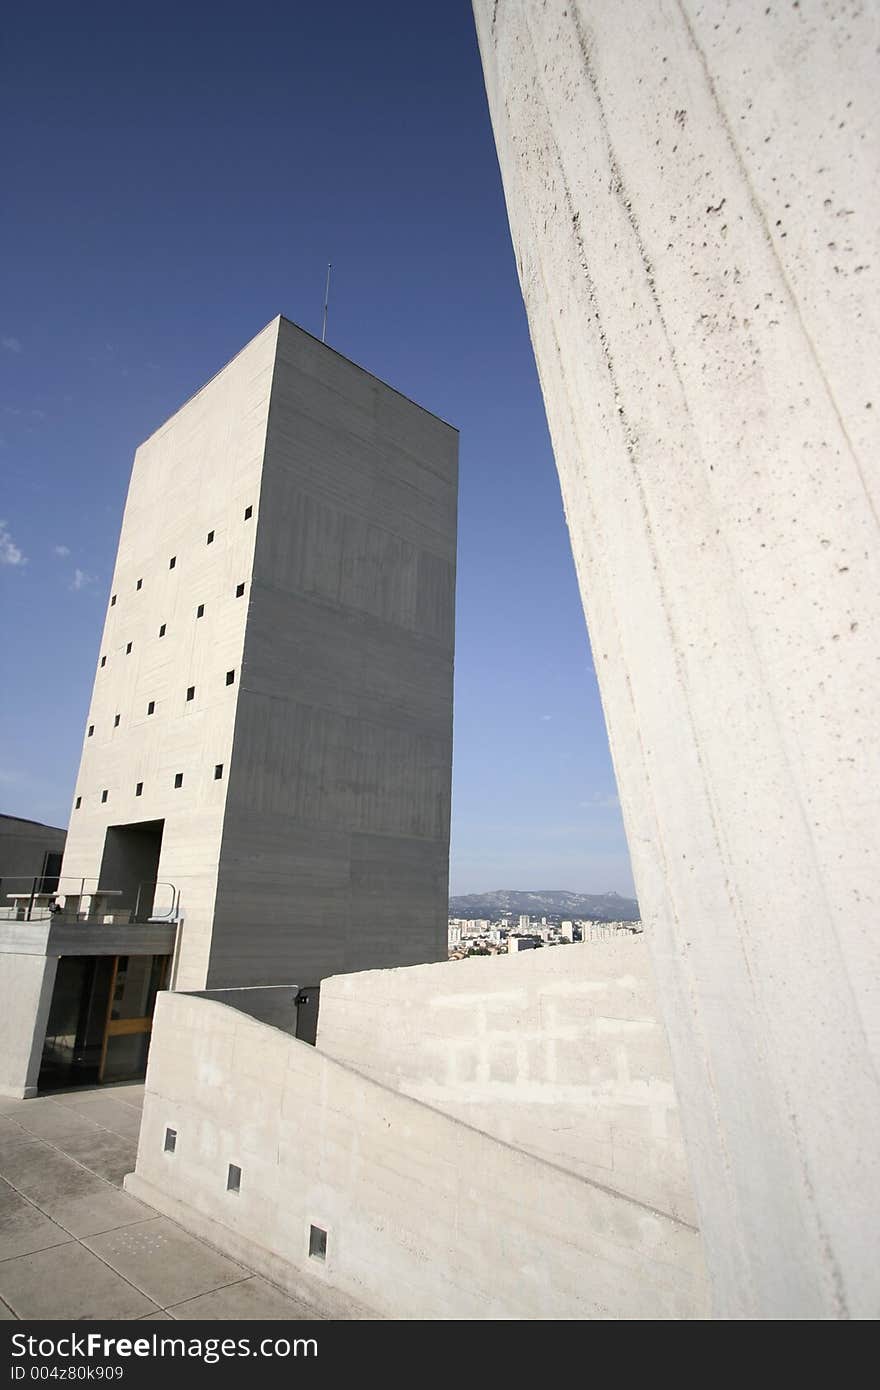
[85,1217,248,1309]
[7,1101,104,1144]
[0,1297,15,1319]
[168,1274,323,1320]
[49,1096,143,1141]
[0,1241,158,1320]
[0,1136,151,1237]
[52,1129,138,1189]
[139,1310,173,1320]
[0,1100,29,1118]
[0,1178,73,1262]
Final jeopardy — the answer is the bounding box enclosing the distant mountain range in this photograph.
[449,890,640,921]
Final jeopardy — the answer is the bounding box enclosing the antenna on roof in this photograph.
[321,263,332,344]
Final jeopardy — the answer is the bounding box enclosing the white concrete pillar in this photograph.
[0,953,57,1098]
[473,0,879,1318]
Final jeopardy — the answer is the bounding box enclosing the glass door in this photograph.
[99,954,169,1083]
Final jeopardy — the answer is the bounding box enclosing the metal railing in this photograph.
[0,875,179,925]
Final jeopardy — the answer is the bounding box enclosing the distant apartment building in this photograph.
[518,914,530,931]
[0,316,458,1096]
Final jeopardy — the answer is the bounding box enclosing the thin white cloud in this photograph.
[70,568,97,592]
[54,545,71,557]
[1,336,22,354]
[540,714,553,721]
[0,520,27,567]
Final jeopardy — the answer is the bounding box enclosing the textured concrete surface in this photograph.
[58,316,457,993]
[127,990,707,1320]
[319,937,695,1223]
[473,0,880,1319]
[0,952,56,1097]
[210,316,458,986]
[0,1083,325,1320]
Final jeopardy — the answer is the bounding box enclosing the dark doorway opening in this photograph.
[38,953,170,1090]
[39,956,114,1089]
[98,820,164,921]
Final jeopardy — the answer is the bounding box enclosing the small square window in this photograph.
[88,725,94,737]
[207,530,214,545]
[110,594,116,607]
[136,578,143,591]
[100,656,106,668]
[174,773,183,788]
[164,1127,177,1154]
[126,642,132,655]
[101,789,108,804]
[244,505,253,520]
[235,582,245,598]
[196,603,204,618]
[135,782,143,797]
[159,623,166,638]
[169,556,176,570]
[147,700,155,715]
[114,714,120,727]
[186,686,195,702]
[309,1225,327,1262]
[214,763,223,780]
[227,1163,241,1194]
[75,796,82,810]
[225,669,235,686]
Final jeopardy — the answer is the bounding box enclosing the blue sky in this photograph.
[0,1,634,897]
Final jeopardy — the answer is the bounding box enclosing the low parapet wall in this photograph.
[318,937,693,1223]
[126,989,707,1319]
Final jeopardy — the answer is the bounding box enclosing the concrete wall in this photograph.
[318,938,694,1223]
[189,986,300,1035]
[0,952,57,1097]
[126,990,707,1320]
[60,321,276,990]
[209,317,458,986]
[473,0,880,1318]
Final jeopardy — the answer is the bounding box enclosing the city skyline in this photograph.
[0,1,634,897]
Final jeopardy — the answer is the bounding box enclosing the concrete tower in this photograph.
[61,316,458,993]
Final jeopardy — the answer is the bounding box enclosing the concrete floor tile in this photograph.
[0,1179,73,1262]
[46,1095,143,1141]
[0,1131,48,1166]
[0,1100,29,1118]
[168,1275,323,1321]
[85,1218,248,1309]
[0,1242,158,1320]
[0,1298,15,1318]
[51,1130,138,1189]
[0,1140,151,1237]
[110,1083,146,1106]
[10,1102,104,1144]
[83,1105,142,1141]
[140,1310,173,1320]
